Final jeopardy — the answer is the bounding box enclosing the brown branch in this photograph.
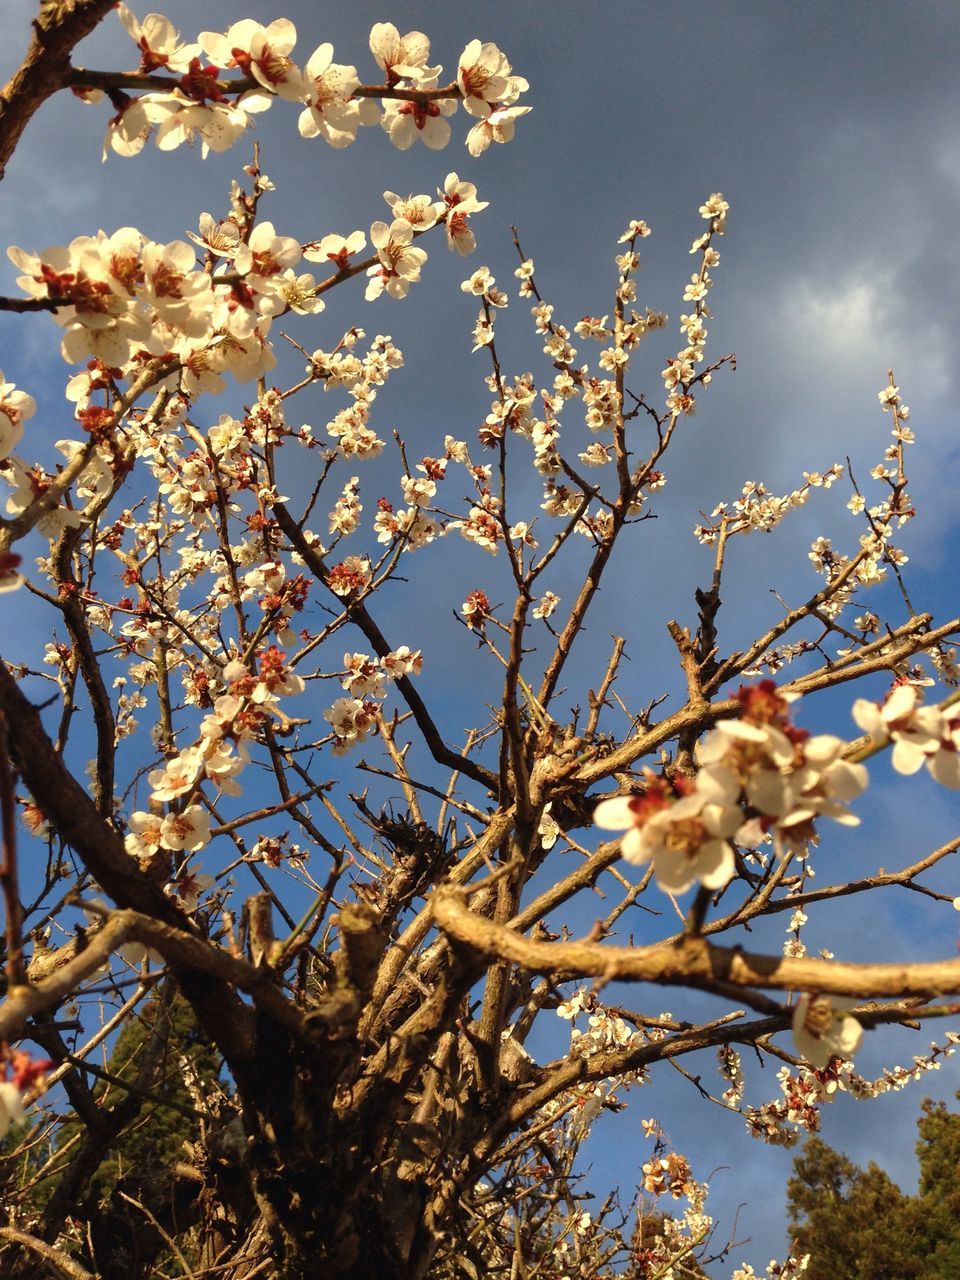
[64,66,463,103]
[0,294,72,312]
[706,834,960,935]
[433,884,960,998]
[575,696,730,787]
[585,635,626,740]
[52,528,117,816]
[537,516,625,709]
[0,660,264,1075]
[0,0,117,183]
[0,709,26,989]
[0,906,302,1046]
[273,499,498,793]
[0,1226,94,1280]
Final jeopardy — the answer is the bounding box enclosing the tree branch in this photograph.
[433,884,960,998]
[0,0,117,183]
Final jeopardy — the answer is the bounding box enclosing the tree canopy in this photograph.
[787,1095,960,1280]
[0,4,958,1278]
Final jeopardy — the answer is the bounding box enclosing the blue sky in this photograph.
[2,1,959,1271]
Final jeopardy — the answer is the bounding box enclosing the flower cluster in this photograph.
[853,683,960,788]
[732,1256,810,1280]
[594,681,869,894]
[3,165,496,559]
[324,646,422,754]
[742,1031,955,1152]
[695,466,844,546]
[717,1045,746,1108]
[461,588,493,630]
[659,193,729,417]
[122,649,306,904]
[98,14,528,159]
[642,1151,693,1199]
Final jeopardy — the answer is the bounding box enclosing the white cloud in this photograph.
[788,268,951,402]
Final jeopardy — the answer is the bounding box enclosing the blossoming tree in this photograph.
[0,4,958,1278]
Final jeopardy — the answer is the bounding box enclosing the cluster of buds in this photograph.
[695,466,844,546]
[461,588,493,630]
[717,1044,745,1108]
[451,492,503,555]
[311,330,402,462]
[733,1256,810,1280]
[658,193,729,417]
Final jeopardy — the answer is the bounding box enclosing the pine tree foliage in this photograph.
[787,1097,960,1280]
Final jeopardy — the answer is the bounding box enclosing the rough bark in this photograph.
[0,1,117,183]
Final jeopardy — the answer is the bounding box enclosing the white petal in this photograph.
[592,795,637,830]
[891,739,926,775]
[696,763,742,804]
[833,1014,863,1059]
[928,751,960,790]
[695,839,736,890]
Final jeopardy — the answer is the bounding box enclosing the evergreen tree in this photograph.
[914,1099,960,1280]
[49,986,223,1202]
[787,1097,960,1280]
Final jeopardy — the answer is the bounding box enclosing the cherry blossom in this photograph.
[139,238,214,332]
[466,103,531,156]
[852,683,947,776]
[380,646,423,679]
[368,23,436,84]
[792,995,863,1069]
[148,748,203,803]
[160,804,212,853]
[457,41,528,116]
[365,219,428,300]
[452,498,502,554]
[380,77,458,151]
[532,591,560,619]
[154,91,271,157]
[439,172,488,253]
[187,211,242,258]
[382,191,440,230]
[327,554,372,596]
[103,93,176,159]
[302,230,366,269]
[461,589,492,629]
[125,810,165,859]
[0,371,35,459]
[593,778,740,895]
[342,653,386,699]
[116,4,200,74]
[166,868,215,910]
[299,45,379,147]
[324,696,379,754]
[199,19,306,101]
[538,803,561,850]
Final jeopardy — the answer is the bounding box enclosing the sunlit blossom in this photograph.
[792,994,863,1069]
